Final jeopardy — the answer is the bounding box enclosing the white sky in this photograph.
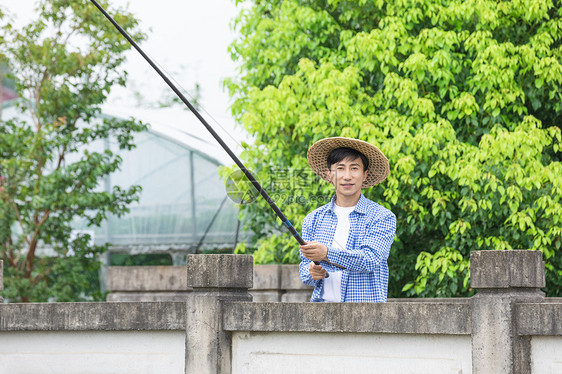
[1,0,247,153]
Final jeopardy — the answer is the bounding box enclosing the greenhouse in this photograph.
[2,103,248,265]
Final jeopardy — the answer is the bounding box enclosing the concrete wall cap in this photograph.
[0,302,186,331]
[222,301,471,334]
[186,254,253,289]
[470,250,545,289]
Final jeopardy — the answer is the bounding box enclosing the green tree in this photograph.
[226,0,562,297]
[0,0,147,302]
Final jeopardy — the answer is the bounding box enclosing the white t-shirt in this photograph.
[322,204,355,302]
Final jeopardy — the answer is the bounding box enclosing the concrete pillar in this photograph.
[470,250,545,374]
[185,254,253,374]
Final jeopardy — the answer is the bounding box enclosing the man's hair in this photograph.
[327,147,369,171]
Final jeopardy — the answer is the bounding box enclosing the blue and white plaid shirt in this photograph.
[299,194,396,302]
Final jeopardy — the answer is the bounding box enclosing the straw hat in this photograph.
[307,137,389,188]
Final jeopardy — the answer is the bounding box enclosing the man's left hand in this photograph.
[300,241,328,262]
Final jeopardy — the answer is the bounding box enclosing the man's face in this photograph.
[327,156,368,199]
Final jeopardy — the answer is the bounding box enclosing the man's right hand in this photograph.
[309,262,327,280]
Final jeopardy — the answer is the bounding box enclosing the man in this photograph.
[299,137,396,302]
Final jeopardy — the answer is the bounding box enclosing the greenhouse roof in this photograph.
[101,105,246,166]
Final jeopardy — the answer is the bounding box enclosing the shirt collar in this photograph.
[327,193,367,214]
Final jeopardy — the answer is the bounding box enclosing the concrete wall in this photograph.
[531,336,562,372]
[231,332,471,374]
[250,264,313,302]
[224,299,472,373]
[0,302,186,374]
[106,263,312,302]
[106,265,191,301]
[2,251,562,374]
[518,301,562,373]
[0,330,185,374]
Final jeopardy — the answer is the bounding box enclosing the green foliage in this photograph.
[110,253,173,266]
[227,0,562,297]
[0,0,147,302]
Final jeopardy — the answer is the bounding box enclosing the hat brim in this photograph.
[307,137,389,188]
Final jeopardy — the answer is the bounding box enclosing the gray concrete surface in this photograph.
[516,302,562,335]
[223,299,471,334]
[106,263,312,302]
[185,254,252,374]
[2,251,562,374]
[186,254,253,290]
[470,250,545,374]
[0,301,186,330]
[106,265,191,301]
[470,249,545,289]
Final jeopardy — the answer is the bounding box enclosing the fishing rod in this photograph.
[89,0,325,269]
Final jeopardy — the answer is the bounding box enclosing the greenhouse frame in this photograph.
[2,102,248,266]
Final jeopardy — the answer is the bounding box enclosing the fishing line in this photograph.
[147,55,242,150]
[113,27,241,150]
[89,0,326,270]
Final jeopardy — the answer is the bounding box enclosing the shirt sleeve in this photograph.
[326,210,396,273]
[299,212,320,287]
